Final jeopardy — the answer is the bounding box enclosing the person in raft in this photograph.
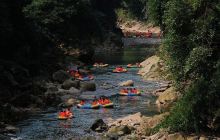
[121,88,128,93]
[64,108,73,117]
[131,88,138,93]
[79,100,85,105]
[116,66,123,71]
[59,108,73,118]
[98,96,111,105]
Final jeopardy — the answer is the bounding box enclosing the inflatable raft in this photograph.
[119,90,141,96]
[112,69,127,73]
[57,114,73,120]
[100,102,114,108]
[93,64,109,67]
[77,103,100,109]
[76,75,94,81]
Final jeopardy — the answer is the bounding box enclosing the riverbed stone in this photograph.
[4,125,19,133]
[108,125,132,136]
[91,119,108,132]
[119,80,134,87]
[52,70,70,83]
[80,81,96,91]
[62,79,79,90]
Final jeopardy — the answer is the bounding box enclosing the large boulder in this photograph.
[167,133,185,140]
[62,79,79,90]
[4,125,19,133]
[90,119,108,133]
[59,96,77,108]
[80,81,96,91]
[52,70,70,83]
[108,125,132,136]
[57,87,81,95]
[138,55,165,81]
[119,80,134,87]
[156,87,179,110]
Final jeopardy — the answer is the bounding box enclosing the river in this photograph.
[14,46,162,140]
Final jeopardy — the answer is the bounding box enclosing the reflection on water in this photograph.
[94,46,157,64]
[16,47,161,139]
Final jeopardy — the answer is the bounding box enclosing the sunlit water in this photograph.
[15,46,163,140]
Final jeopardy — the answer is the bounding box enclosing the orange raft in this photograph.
[57,112,73,120]
[112,68,127,73]
[119,89,141,96]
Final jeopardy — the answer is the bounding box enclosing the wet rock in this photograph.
[57,87,81,95]
[119,80,134,87]
[167,133,185,140]
[52,70,70,83]
[80,136,97,140]
[4,125,19,133]
[62,79,79,90]
[59,97,77,107]
[80,81,96,91]
[48,86,58,92]
[46,82,59,92]
[100,82,114,90]
[91,119,108,132]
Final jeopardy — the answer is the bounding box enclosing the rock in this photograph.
[52,70,70,83]
[47,85,58,92]
[137,55,166,81]
[156,87,179,109]
[119,80,134,87]
[109,112,142,127]
[108,125,132,136]
[148,132,168,140]
[136,112,169,136]
[186,135,199,140]
[167,133,185,140]
[62,79,79,90]
[59,97,77,107]
[57,87,81,95]
[91,119,108,132]
[4,125,19,133]
[80,81,96,91]
[199,136,209,140]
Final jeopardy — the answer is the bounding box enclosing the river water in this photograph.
[15,46,162,140]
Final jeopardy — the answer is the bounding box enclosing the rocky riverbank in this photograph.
[85,55,220,140]
[0,60,98,137]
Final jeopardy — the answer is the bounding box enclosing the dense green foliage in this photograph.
[148,0,220,133]
[116,0,147,21]
[0,0,121,122]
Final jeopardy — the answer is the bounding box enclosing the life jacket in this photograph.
[80,101,85,105]
[65,110,72,117]
[133,89,137,93]
[59,111,66,117]
[92,101,97,105]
